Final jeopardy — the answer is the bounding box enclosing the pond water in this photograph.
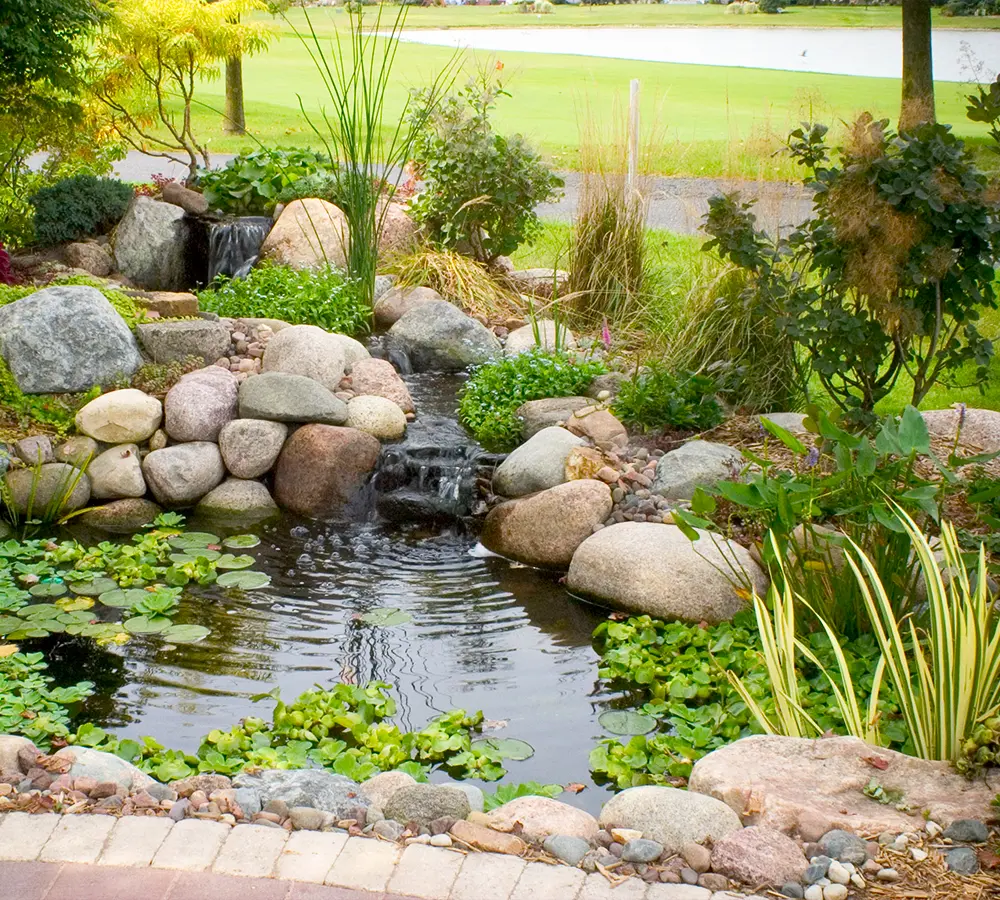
[397,25,1000,82]
[54,376,621,814]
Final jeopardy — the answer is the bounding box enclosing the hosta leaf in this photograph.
[98,589,149,609]
[216,571,271,590]
[215,554,255,570]
[472,737,535,760]
[358,608,412,627]
[598,710,657,736]
[29,582,66,598]
[124,615,172,635]
[222,534,260,549]
[162,624,210,644]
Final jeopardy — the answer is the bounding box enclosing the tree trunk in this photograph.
[900,0,935,130]
[224,55,245,135]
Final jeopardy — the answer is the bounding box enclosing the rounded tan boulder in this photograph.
[75,389,162,444]
[566,521,767,624]
[260,198,349,270]
[262,324,347,393]
[481,479,612,569]
[373,286,442,329]
[345,395,406,441]
[486,796,598,842]
[347,358,414,413]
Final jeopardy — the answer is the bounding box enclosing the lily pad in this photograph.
[55,596,94,612]
[7,628,49,640]
[162,624,210,644]
[598,710,657,736]
[18,604,60,620]
[98,588,149,609]
[124,615,172,635]
[58,611,97,626]
[472,737,535,761]
[216,571,271,590]
[215,554,255,570]
[169,532,220,550]
[29,582,66,598]
[358,608,412,627]
[0,615,26,635]
[223,534,260,549]
[169,549,220,563]
[70,578,118,597]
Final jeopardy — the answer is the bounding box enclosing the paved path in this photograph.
[111,152,811,236]
[0,812,741,900]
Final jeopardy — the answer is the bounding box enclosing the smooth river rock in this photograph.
[566,521,768,623]
[492,426,585,498]
[259,199,349,270]
[923,407,1000,453]
[711,826,809,888]
[75,389,163,444]
[238,371,347,425]
[481,479,612,569]
[504,320,576,356]
[347,358,414,413]
[652,440,743,502]
[687,735,998,834]
[384,784,471,829]
[374,285,442,329]
[195,478,279,522]
[274,424,380,518]
[5,464,91,518]
[54,746,154,792]
[487,796,599,842]
[218,419,288,479]
[599,785,743,854]
[0,286,142,393]
[345,395,407,441]
[77,498,163,533]
[164,367,238,442]
[516,397,592,440]
[261,324,347,393]
[88,444,146,499]
[142,442,225,507]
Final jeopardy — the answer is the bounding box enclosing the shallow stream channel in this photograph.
[53,375,620,813]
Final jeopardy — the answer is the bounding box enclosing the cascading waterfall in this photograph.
[207,216,272,281]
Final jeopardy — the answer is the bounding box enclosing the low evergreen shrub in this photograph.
[29,175,133,245]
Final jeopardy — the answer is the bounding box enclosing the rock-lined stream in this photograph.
[58,375,618,812]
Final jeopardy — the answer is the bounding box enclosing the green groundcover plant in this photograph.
[458,349,606,452]
[197,264,369,334]
[612,364,724,433]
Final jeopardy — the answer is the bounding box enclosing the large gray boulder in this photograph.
[0,286,142,393]
[374,285,441,329]
[652,440,743,502]
[218,419,288,479]
[54,746,155,792]
[566,521,768,624]
[4,464,91,518]
[113,196,191,290]
[492,426,584,498]
[384,783,470,829]
[137,319,232,366]
[599,785,743,855]
[387,301,501,372]
[164,367,239,442]
[233,769,367,817]
[924,407,1000,453]
[142,441,225,507]
[261,324,346,392]
[238,371,347,424]
[88,444,146,499]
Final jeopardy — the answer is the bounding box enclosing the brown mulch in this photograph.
[860,839,1000,900]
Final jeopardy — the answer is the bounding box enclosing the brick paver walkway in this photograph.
[0,813,734,900]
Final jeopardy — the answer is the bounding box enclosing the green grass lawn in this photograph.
[170,8,997,180]
[513,221,1000,414]
[390,4,1000,30]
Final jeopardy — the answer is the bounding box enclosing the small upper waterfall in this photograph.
[370,374,499,524]
[207,216,272,281]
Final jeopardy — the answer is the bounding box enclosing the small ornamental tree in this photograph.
[704,115,1000,421]
[91,0,273,182]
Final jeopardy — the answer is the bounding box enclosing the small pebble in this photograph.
[823,885,848,900]
[910,847,928,862]
[850,873,866,889]
[943,819,989,843]
[780,883,805,899]
[697,873,728,891]
[946,847,980,875]
[680,867,699,885]
[622,838,663,864]
[876,868,902,883]
[826,861,850,885]
[429,834,452,848]
[803,886,824,900]
[681,841,711,874]
[925,820,943,839]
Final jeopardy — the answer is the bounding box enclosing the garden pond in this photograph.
[32,375,622,813]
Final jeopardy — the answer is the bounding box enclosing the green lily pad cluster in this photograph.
[0,518,269,647]
[589,611,902,789]
[70,681,536,786]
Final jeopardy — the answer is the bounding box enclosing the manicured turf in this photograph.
[171,8,996,179]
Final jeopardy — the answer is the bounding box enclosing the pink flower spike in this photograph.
[601,318,612,350]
